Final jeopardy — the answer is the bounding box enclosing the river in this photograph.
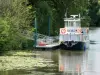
[0,28,100,75]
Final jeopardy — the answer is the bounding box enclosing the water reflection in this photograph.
[58,28,100,75]
[58,50,85,75]
[58,51,100,75]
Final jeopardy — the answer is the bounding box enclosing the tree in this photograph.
[29,0,89,35]
[88,0,100,26]
[0,0,34,51]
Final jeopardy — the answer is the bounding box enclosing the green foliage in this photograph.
[36,1,52,35]
[0,18,10,51]
[0,0,34,51]
[30,0,89,35]
[88,0,100,26]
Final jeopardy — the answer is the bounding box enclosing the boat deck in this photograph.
[35,43,60,49]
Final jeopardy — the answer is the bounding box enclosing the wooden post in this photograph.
[34,18,37,47]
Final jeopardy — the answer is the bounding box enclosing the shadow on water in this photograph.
[1,28,100,75]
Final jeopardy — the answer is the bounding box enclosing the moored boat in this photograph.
[59,15,89,50]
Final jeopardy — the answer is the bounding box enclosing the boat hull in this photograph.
[59,41,86,50]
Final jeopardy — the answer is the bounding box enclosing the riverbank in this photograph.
[0,50,56,71]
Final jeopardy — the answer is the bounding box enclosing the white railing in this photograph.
[36,33,59,45]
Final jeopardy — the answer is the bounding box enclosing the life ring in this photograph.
[76,28,82,34]
[60,28,67,34]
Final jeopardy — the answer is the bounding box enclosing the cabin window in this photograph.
[65,21,68,27]
[68,21,74,27]
[71,21,74,27]
[76,21,80,27]
[73,21,76,27]
[68,21,70,27]
[65,20,80,27]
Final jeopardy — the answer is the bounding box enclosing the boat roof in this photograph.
[64,18,80,21]
[64,15,81,21]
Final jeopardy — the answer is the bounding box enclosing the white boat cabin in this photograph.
[64,15,81,28]
[59,14,89,42]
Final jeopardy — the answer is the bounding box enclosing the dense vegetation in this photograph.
[0,0,33,52]
[88,0,100,27]
[0,0,100,51]
[29,0,89,35]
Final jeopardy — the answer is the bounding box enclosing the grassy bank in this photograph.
[0,50,56,71]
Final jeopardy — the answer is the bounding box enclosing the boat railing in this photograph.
[59,28,89,42]
[36,33,59,45]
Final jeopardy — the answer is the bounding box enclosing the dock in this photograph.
[35,43,60,49]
